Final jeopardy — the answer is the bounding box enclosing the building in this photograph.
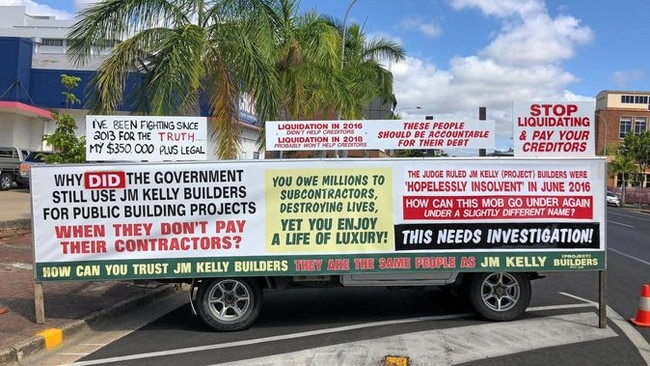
[0,6,263,160]
[595,90,650,189]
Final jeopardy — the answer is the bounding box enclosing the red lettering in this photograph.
[84,171,126,189]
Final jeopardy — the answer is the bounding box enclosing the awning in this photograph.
[0,101,52,119]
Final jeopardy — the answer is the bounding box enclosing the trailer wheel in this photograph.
[195,277,262,331]
[468,272,531,321]
[0,173,13,191]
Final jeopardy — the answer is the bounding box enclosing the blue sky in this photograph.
[4,0,650,152]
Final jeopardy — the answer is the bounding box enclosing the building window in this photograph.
[619,117,632,138]
[635,117,647,134]
[41,38,64,47]
[621,95,650,104]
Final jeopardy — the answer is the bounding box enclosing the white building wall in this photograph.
[0,112,47,149]
[239,125,263,160]
[0,6,74,39]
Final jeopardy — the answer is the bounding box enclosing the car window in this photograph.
[26,152,51,162]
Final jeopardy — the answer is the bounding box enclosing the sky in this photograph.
[3,0,650,153]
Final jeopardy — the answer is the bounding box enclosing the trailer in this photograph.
[30,156,606,331]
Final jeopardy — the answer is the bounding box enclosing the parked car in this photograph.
[16,151,52,188]
[0,146,30,190]
[606,191,620,207]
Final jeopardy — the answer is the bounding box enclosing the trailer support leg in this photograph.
[599,270,607,328]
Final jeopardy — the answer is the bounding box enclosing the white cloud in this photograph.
[74,0,98,12]
[0,0,596,154]
[610,70,645,89]
[0,0,74,19]
[481,14,592,66]
[391,0,594,153]
[449,0,545,19]
[399,16,442,38]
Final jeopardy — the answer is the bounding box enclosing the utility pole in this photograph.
[479,107,486,157]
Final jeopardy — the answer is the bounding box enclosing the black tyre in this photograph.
[195,277,262,331]
[468,272,531,321]
[0,173,13,191]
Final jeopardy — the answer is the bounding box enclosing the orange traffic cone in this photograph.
[630,284,650,327]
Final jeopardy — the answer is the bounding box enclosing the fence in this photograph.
[611,186,650,206]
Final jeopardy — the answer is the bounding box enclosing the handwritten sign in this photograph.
[86,115,208,161]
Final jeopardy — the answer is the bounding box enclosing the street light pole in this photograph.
[392,106,421,118]
[336,0,358,159]
[393,106,422,112]
[341,0,358,72]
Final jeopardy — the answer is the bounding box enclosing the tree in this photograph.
[337,22,405,120]
[320,19,405,158]
[618,132,650,188]
[67,0,284,159]
[608,152,636,205]
[272,1,353,122]
[42,75,86,164]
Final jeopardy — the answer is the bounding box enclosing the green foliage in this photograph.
[393,149,425,158]
[61,74,82,108]
[42,75,86,163]
[338,22,405,120]
[392,149,447,158]
[609,153,636,179]
[618,131,650,185]
[67,0,285,159]
[66,1,406,159]
[273,8,351,121]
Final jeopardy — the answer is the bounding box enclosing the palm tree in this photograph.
[617,131,650,206]
[338,22,405,120]
[67,0,283,159]
[610,148,637,205]
[318,18,405,158]
[273,1,353,122]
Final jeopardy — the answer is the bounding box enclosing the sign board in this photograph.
[86,115,208,161]
[513,102,595,157]
[31,157,605,282]
[265,120,495,151]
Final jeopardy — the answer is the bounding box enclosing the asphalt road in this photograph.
[20,207,650,366]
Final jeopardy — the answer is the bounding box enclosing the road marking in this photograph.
[608,247,650,266]
[216,313,616,366]
[527,302,593,311]
[64,313,475,365]
[560,292,650,365]
[64,306,616,366]
[608,210,650,221]
[608,220,633,228]
[20,291,189,366]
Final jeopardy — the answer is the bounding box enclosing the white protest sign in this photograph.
[265,120,495,151]
[86,115,208,161]
[30,157,605,281]
[513,102,595,157]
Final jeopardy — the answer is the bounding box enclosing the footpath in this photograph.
[0,189,179,365]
